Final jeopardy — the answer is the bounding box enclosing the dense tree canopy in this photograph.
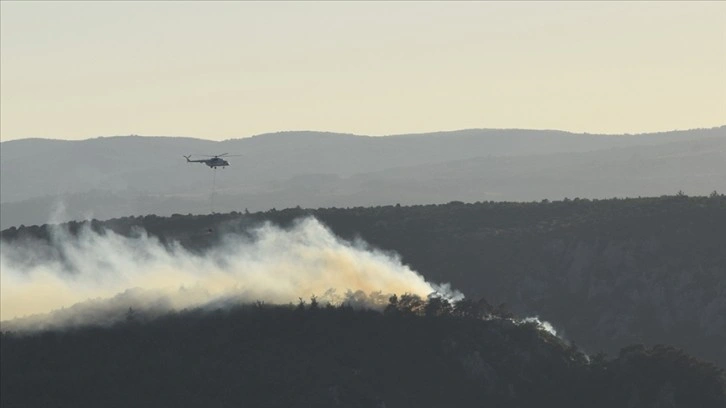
[2,299,725,408]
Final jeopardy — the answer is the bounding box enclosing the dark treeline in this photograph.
[2,297,725,408]
[3,194,725,367]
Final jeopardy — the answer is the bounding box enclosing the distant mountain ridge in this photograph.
[1,127,724,228]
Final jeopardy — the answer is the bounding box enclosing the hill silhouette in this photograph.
[1,127,724,228]
[2,299,725,407]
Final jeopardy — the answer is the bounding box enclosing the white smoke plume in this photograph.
[519,316,559,337]
[1,217,461,331]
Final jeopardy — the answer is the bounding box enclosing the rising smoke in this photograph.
[0,217,461,331]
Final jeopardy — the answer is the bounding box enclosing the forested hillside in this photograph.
[3,195,725,368]
[2,300,724,408]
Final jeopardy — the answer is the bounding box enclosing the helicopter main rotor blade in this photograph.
[196,153,240,158]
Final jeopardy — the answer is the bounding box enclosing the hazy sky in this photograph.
[1,1,724,141]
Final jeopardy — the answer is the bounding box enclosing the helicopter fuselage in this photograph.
[201,158,229,168]
[184,155,230,169]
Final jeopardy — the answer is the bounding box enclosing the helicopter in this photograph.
[183,153,236,169]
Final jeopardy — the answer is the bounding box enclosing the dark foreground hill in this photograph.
[2,301,725,408]
[3,195,725,368]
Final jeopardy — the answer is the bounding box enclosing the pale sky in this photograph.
[1,1,724,141]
